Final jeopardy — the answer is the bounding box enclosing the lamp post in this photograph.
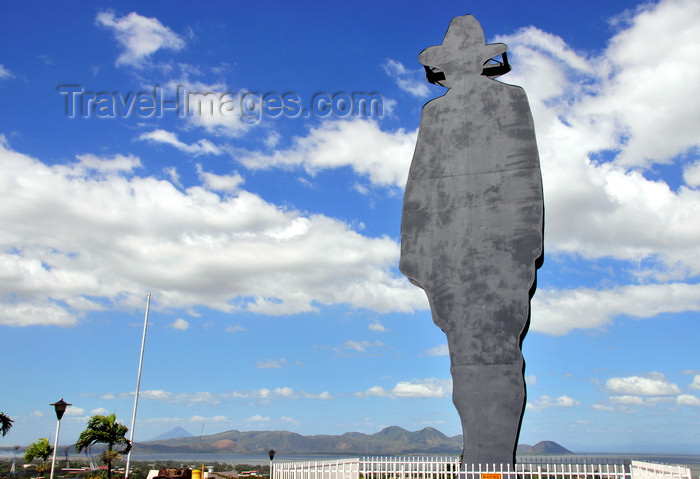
[268,450,275,479]
[49,399,71,479]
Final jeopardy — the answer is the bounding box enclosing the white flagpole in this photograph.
[125,293,151,478]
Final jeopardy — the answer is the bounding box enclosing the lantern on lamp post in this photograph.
[268,449,276,479]
[49,399,71,479]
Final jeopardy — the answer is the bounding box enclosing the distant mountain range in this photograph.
[517,441,574,455]
[133,426,573,456]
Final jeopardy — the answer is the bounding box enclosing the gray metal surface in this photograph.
[400,15,544,466]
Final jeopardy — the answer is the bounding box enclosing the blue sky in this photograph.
[1,0,699,455]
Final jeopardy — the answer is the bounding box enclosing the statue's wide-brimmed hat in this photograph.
[419,15,507,69]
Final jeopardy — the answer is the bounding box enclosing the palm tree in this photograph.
[24,437,53,474]
[75,414,131,479]
[0,412,13,436]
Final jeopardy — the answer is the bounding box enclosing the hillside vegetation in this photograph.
[132,427,573,456]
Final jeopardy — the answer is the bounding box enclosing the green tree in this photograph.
[24,437,53,474]
[75,414,131,479]
[0,412,13,436]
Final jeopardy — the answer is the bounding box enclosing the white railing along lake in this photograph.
[271,456,693,479]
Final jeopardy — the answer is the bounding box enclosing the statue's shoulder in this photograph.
[493,80,528,100]
[419,91,452,117]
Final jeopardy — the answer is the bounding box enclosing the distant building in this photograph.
[209,472,239,479]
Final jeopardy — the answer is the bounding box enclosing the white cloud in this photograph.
[256,389,271,399]
[610,395,645,405]
[555,395,580,407]
[381,59,431,98]
[690,375,700,390]
[264,131,281,149]
[178,392,220,404]
[226,325,246,333]
[75,153,142,173]
[355,378,450,398]
[302,391,332,400]
[596,0,700,167]
[91,408,109,415]
[344,340,384,352]
[65,406,86,417]
[227,386,314,403]
[0,64,13,79]
[482,0,700,334]
[532,283,700,335]
[195,164,244,193]
[425,344,449,357]
[238,119,416,188]
[96,11,185,67]
[273,387,294,397]
[677,394,700,406]
[368,320,387,332]
[500,0,700,169]
[539,159,700,269]
[0,301,78,327]
[280,416,301,425]
[355,386,390,398]
[256,358,287,369]
[189,415,227,423]
[141,390,172,401]
[591,403,614,411]
[528,395,581,411]
[606,372,681,396]
[525,375,537,386]
[247,414,270,422]
[0,141,424,326]
[170,318,189,330]
[144,417,185,424]
[391,378,450,398]
[161,79,252,137]
[163,166,182,187]
[139,389,220,405]
[684,160,700,188]
[139,129,223,156]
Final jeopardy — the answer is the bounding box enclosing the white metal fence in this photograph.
[271,456,692,479]
[630,460,692,479]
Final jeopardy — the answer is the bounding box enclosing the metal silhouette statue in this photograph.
[400,15,544,466]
